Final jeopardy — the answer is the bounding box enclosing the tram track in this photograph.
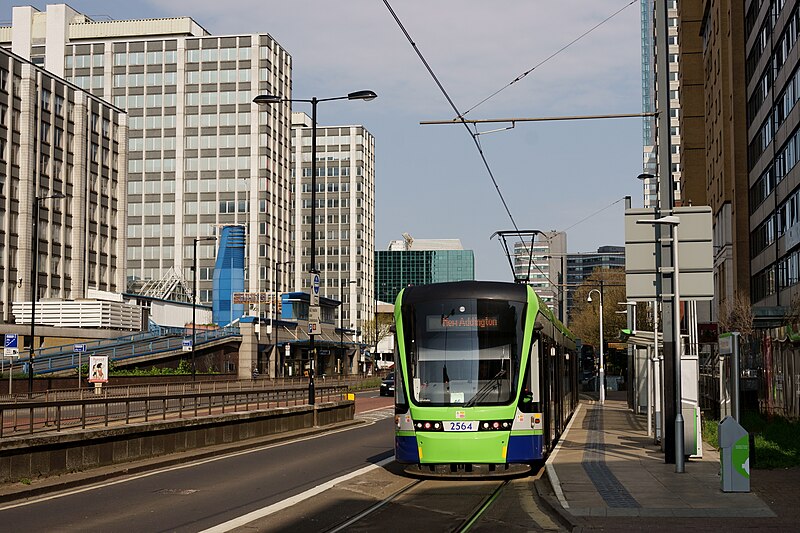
[321,476,512,533]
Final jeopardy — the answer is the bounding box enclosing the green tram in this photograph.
[393,281,578,476]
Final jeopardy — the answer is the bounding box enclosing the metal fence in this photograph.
[0,382,350,438]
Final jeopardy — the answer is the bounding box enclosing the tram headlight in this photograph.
[424,422,431,429]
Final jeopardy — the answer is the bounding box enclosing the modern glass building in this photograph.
[375,237,474,304]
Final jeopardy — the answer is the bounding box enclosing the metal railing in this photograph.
[7,326,241,376]
[0,382,349,437]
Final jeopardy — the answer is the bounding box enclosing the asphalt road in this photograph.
[0,392,395,532]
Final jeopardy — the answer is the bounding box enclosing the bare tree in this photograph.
[719,290,754,337]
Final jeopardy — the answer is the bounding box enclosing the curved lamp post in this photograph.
[254,90,376,405]
[587,285,605,405]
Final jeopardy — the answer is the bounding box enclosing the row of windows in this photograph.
[185,156,251,171]
[113,51,178,66]
[182,178,253,193]
[128,203,176,216]
[112,72,178,87]
[186,48,251,63]
[186,70,251,84]
[112,95,177,110]
[128,159,177,173]
[184,90,251,106]
[747,7,800,126]
[127,224,175,238]
[185,112,251,128]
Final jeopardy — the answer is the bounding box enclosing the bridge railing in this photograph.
[9,326,241,375]
[0,383,350,438]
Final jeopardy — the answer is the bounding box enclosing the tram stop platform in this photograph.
[539,392,799,532]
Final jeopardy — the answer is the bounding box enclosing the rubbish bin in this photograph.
[718,416,750,492]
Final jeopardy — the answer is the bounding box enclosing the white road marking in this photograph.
[199,457,395,533]
[0,418,385,511]
[545,402,583,509]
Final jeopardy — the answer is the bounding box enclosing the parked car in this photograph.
[380,372,395,396]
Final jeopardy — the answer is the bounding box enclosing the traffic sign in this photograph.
[310,273,320,306]
[182,339,192,352]
[308,305,320,335]
[4,334,18,358]
[74,343,87,353]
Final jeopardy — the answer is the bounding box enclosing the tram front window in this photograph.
[402,298,525,407]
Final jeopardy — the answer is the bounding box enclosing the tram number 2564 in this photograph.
[445,421,477,432]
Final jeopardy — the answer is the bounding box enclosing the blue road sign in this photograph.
[182,339,192,352]
[74,343,87,352]
[313,274,320,295]
[4,334,18,349]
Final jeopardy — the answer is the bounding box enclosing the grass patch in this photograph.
[348,377,383,391]
[702,411,800,469]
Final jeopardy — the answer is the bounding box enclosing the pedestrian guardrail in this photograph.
[0,383,349,437]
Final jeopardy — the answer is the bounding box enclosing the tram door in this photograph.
[540,336,557,448]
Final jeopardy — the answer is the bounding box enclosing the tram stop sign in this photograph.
[4,334,18,358]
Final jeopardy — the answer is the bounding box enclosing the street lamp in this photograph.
[637,214,684,473]
[587,283,605,404]
[274,261,290,379]
[340,280,356,374]
[29,192,66,395]
[254,89,377,406]
[192,236,217,381]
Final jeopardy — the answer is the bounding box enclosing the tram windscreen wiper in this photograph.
[464,369,506,407]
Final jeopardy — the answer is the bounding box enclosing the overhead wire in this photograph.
[462,0,638,117]
[381,0,629,288]
[381,0,523,240]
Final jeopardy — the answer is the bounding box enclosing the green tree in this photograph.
[569,269,628,351]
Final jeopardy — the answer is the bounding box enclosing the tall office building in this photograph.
[290,112,375,339]
[2,4,293,311]
[745,1,800,315]
[700,1,749,322]
[640,0,683,207]
[565,246,625,322]
[511,232,566,319]
[0,45,127,323]
[375,235,474,304]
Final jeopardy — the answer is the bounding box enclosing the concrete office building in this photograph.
[375,235,474,304]
[512,232,566,319]
[565,246,626,322]
[2,4,293,312]
[290,112,375,352]
[0,45,127,323]
[745,1,800,315]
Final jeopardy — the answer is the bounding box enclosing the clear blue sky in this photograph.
[7,0,645,281]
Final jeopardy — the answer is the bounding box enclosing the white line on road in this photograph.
[199,456,395,533]
[0,418,387,511]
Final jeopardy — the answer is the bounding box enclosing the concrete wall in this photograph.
[0,400,354,483]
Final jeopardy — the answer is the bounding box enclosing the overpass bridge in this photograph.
[4,325,242,377]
